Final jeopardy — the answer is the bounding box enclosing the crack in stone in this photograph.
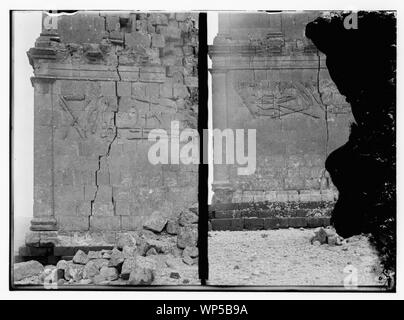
[316,50,330,189]
[90,82,119,216]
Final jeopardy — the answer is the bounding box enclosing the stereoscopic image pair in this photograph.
[12,10,396,290]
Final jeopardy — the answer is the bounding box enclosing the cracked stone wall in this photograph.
[29,11,199,232]
[210,12,353,203]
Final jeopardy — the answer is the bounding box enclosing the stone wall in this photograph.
[209,12,353,204]
[28,12,199,232]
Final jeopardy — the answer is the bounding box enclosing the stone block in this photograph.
[115,200,131,216]
[173,83,189,99]
[125,32,151,48]
[84,185,97,201]
[211,218,244,231]
[57,216,90,231]
[106,15,120,31]
[100,81,116,96]
[121,216,145,231]
[184,76,198,87]
[288,217,308,228]
[151,33,165,47]
[264,217,282,229]
[160,80,173,98]
[96,185,113,201]
[92,201,114,216]
[132,83,148,100]
[77,201,92,216]
[244,218,264,230]
[118,66,140,81]
[117,81,132,97]
[90,216,121,231]
[149,13,168,25]
[158,26,181,39]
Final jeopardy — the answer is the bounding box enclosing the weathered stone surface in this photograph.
[128,256,156,285]
[99,266,118,281]
[179,210,198,226]
[146,239,171,254]
[310,227,328,245]
[143,214,168,233]
[122,245,137,259]
[108,248,124,267]
[87,251,102,260]
[116,233,137,249]
[29,11,199,240]
[177,225,198,249]
[146,247,158,256]
[14,260,44,281]
[182,255,195,266]
[121,257,137,280]
[56,259,68,271]
[64,262,85,282]
[166,220,179,235]
[83,260,101,279]
[72,250,89,265]
[182,246,198,258]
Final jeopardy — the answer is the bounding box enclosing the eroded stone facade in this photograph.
[209,12,353,204]
[28,12,199,233]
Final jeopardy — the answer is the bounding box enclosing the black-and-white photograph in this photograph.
[207,11,396,289]
[12,10,201,287]
[10,8,396,292]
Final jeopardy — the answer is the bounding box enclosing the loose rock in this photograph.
[108,248,124,267]
[179,210,198,226]
[14,260,44,281]
[177,225,198,249]
[73,250,89,265]
[143,213,168,233]
[183,246,198,258]
[166,220,179,235]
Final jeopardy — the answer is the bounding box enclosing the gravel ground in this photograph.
[208,229,384,287]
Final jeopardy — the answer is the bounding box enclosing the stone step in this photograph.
[210,216,331,231]
[208,200,334,219]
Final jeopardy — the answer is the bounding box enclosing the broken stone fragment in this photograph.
[116,233,137,249]
[166,220,179,235]
[165,254,181,269]
[179,210,198,226]
[189,202,198,215]
[146,239,171,254]
[83,260,103,279]
[310,227,328,245]
[146,247,158,256]
[143,214,168,233]
[87,251,102,260]
[177,225,198,249]
[182,246,198,258]
[121,257,137,280]
[79,279,92,285]
[56,259,68,271]
[182,255,195,266]
[98,266,118,281]
[129,266,154,285]
[64,262,85,282]
[101,249,112,259]
[122,245,137,259]
[108,248,124,267]
[72,250,89,265]
[128,256,156,285]
[14,260,44,282]
[40,266,60,284]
